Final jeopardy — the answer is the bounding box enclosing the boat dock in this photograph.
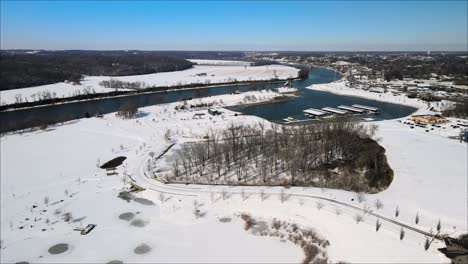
[352,104,379,112]
[303,108,328,117]
[337,105,365,113]
[297,104,381,123]
[321,107,348,115]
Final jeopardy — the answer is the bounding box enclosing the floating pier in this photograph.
[303,108,328,117]
[321,107,348,115]
[351,104,379,112]
[337,105,365,113]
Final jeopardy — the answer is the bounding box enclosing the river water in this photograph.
[0,67,416,132]
[234,67,416,122]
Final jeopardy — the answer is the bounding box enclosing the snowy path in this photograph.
[127,141,443,242]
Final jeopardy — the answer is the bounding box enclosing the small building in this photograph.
[410,115,448,124]
[284,80,293,88]
[208,108,222,116]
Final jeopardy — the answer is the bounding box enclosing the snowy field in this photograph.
[188,59,252,66]
[1,88,466,262]
[0,62,299,106]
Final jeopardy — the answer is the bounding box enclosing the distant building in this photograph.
[410,115,448,124]
[462,131,468,142]
[208,108,222,116]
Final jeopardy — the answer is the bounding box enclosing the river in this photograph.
[0,67,416,132]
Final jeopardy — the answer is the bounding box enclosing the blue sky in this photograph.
[1,1,467,51]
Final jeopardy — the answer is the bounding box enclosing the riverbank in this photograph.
[306,80,451,115]
[1,77,301,112]
[0,64,300,108]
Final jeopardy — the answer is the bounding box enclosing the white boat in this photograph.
[283,117,298,123]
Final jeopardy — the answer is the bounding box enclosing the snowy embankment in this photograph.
[188,59,252,66]
[1,89,465,262]
[306,81,451,115]
[0,62,299,106]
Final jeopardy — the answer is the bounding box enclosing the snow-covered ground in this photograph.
[1,87,466,263]
[188,59,252,66]
[0,62,299,106]
[307,81,434,111]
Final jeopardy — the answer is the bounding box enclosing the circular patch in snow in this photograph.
[219,217,232,223]
[133,198,154,206]
[133,243,152,255]
[117,192,135,203]
[130,219,147,228]
[119,212,135,221]
[48,243,69,255]
[106,260,124,264]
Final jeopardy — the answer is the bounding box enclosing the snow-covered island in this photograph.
[0,61,300,107]
[1,78,466,263]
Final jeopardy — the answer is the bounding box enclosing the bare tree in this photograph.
[117,102,139,119]
[164,129,171,142]
[374,199,383,210]
[14,94,23,104]
[63,212,73,223]
[335,208,342,215]
[316,201,324,211]
[424,237,431,250]
[395,206,400,217]
[355,214,363,224]
[193,200,200,219]
[280,189,288,203]
[356,192,366,203]
[376,219,382,231]
[415,212,420,224]
[241,188,247,202]
[400,227,405,240]
[221,189,228,200]
[436,219,441,232]
[43,196,49,207]
[260,189,267,202]
[159,192,165,203]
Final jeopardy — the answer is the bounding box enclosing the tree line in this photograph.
[0,52,193,90]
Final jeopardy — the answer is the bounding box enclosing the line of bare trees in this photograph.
[162,118,392,192]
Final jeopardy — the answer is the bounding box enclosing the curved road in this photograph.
[127,141,443,242]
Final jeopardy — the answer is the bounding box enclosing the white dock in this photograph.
[303,108,327,117]
[337,105,365,113]
[352,104,379,112]
[322,107,348,115]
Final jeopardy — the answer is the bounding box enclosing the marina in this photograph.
[300,104,380,122]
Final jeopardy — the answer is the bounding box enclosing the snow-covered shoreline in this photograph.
[0,63,299,106]
[306,80,455,117]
